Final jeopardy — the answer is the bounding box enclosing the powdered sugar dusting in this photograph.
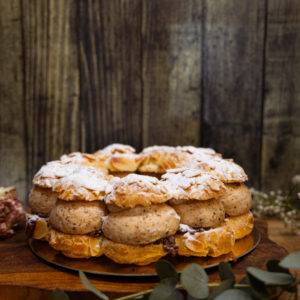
[33,161,80,187]
[60,152,95,164]
[105,174,170,206]
[185,154,247,183]
[142,145,176,153]
[178,223,196,233]
[176,146,216,156]
[162,168,225,200]
[102,144,136,155]
[53,166,109,192]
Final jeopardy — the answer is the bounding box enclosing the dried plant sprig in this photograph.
[251,175,300,235]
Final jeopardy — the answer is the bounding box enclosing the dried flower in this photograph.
[251,176,300,235]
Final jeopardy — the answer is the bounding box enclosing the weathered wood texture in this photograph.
[79,0,143,152]
[21,0,80,189]
[261,0,300,190]
[142,0,202,147]
[202,0,266,188]
[0,0,299,201]
[0,0,27,200]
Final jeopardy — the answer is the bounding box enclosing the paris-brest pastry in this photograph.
[26,144,254,265]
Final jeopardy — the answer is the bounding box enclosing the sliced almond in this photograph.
[33,218,49,240]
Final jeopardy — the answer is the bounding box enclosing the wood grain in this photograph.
[79,0,143,152]
[0,0,300,199]
[201,0,266,187]
[21,0,80,190]
[0,0,27,201]
[142,0,202,147]
[261,0,300,190]
[0,220,287,299]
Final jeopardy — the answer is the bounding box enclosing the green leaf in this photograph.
[155,260,178,281]
[267,259,297,293]
[246,273,269,299]
[218,262,235,282]
[180,264,209,299]
[149,277,177,300]
[208,278,235,300]
[279,251,300,269]
[50,288,70,300]
[79,271,109,300]
[165,289,184,300]
[267,259,290,274]
[214,289,254,300]
[247,267,293,285]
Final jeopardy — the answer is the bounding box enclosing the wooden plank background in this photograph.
[0,0,299,202]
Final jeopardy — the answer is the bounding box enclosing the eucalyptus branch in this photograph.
[50,251,300,300]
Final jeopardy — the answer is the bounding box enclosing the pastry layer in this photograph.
[170,198,225,228]
[49,199,106,235]
[102,204,180,245]
[219,183,252,216]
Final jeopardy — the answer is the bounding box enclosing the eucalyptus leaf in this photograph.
[219,262,235,282]
[79,271,109,300]
[247,267,293,285]
[214,289,254,300]
[50,288,70,300]
[187,295,199,300]
[149,277,177,300]
[208,278,235,300]
[267,260,297,293]
[181,264,209,299]
[246,273,269,299]
[155,260,178,281]
[165,289,184,300]
[267,259,290,274]
[279,251,300,269]
[237,276,253,296]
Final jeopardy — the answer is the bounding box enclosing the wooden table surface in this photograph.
[0,219,289,300]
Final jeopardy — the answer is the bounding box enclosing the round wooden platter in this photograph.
[28,227,260,277]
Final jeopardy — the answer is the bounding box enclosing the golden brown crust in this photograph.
[185,156,248,183]
[225,211,254,240]
[28,186,58,216]
[95,144,141,172]
[60,152,108,173]
[162,168,226,201]
[49,228,104,258]
[175,222,235,257]
[105,174,171,208]
[102,238,167,265]
[53,166,111,201]
[138,146,189,173]
[27,215,50,241]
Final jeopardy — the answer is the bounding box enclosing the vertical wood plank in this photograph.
[22,0,80,191]
[79,0,143,152]
[0,0,27,201]
[202,0,265,187]
[142,0,202,147]
[261,0,300,190]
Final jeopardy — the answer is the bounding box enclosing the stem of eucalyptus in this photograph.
[113,283,251,300]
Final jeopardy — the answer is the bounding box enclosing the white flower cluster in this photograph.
[251,175,300,235]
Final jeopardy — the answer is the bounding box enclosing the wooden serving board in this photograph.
[0,219,287,300]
